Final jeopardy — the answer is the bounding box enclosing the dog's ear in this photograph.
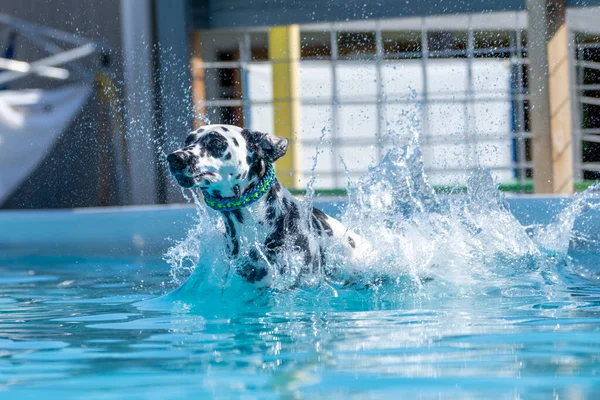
[259,134,288,163]
[242,129,288,163]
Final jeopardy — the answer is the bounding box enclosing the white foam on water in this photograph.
[164,121,600,301]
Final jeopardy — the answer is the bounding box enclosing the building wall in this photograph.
[0,0,125,208]
[191,0,526,29]
[190,0,600,30]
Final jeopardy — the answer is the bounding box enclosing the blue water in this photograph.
[1,248,600,399]
[2,138,600,398]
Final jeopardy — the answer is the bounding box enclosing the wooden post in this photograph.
[548,24,574,193]
[527,0,574,194]
[268,25,302,189]
[190,31,206,130]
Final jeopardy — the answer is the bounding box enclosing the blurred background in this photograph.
[0,0,600,209]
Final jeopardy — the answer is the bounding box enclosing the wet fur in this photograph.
[168,124,367,287]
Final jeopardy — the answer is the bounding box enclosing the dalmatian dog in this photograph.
[167,124,369,287]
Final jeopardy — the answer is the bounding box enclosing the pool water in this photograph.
[2,141,600,399]
[1,247,600,399]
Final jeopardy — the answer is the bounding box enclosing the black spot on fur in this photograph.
[266,181,280,204]
[265,196,306,256]
[235,173,242,180]
[243,143,267,183]
[266,206,276,221]
[233,138,239,147]
[265,216,286,257]
[185,133,199,146]
[223,213,239,257]
[249,249,260,261]
[246,160,266,187]
[312,208,333,237]
[288,203,300,228]
[224,152,232,160]
[199,132,228,158]
[232,209,244,224]
[238,263,268,283]
[317,248,326,272]
[311,214,322,235]
[271,180,281,193]
[233,184,241,197]
[294,234,312,265]
[221,126,229,131]
[347,236,356,249]
[241,129,261,149]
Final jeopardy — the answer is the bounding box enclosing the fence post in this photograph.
[527,0,574,194]
[268,25,302,189]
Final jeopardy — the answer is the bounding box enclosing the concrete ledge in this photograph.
[0,197,598,257]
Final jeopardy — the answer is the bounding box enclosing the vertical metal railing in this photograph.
[574,36,600,179]
[420,21,431,153]
[374,21,385,163]
[329,25,340,188]
[572,31,584,182]
[197,13,540,189]
[514,23,529,187]
[465,17,476,169]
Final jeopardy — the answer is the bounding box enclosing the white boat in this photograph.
[0,85,92,204]
[0,13,96,205]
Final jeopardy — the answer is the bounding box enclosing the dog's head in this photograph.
[167,124,288,197]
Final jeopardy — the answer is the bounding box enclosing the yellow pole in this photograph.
[268,25,302,189]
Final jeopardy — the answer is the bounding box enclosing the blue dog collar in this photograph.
[201,164,276,212]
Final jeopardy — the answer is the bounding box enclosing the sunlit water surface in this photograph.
[1,249,600,399]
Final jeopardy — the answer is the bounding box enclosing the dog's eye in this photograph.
[201,133,226,147]
[199,132,228,157]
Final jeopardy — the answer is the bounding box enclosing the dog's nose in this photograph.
[167,152,189,172]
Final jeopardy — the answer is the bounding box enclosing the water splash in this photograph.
[163,123,600,301]
[530,183,600,254]
[304,126,328,210]
[164,190,225,286]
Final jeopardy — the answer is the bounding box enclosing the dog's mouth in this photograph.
[171,171,217,188]
[167,152,218,188]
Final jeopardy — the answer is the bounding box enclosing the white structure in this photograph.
[198,11,530,189]
[196,8,600,190]
[247,58,513,187]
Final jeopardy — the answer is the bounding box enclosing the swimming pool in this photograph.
[1,195,600,399]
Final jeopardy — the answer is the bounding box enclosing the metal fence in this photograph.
[575,32,600,181]
[195,11,599,189]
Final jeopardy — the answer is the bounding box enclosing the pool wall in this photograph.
[1,197,598,257]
